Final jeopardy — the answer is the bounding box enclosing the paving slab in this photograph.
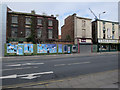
[24,70,118,88]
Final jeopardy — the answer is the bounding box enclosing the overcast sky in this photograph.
[3,2,119,35]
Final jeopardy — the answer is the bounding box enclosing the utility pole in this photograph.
[89,8,106,53]
[99,11,106,53]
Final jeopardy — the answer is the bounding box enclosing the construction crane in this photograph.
[89,8,98,20]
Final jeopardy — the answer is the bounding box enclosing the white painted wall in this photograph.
[97,21,119,40]
[75,18,91,38]
[74,16,92,44]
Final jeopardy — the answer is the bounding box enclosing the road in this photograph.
[1,53,118,88]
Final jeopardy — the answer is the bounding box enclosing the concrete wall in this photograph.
[74,16,92,44]
[0,4,7,57]
[75,17,92,39]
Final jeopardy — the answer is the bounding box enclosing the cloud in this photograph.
[5,2,118,35]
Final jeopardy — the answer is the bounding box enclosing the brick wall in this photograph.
[61,15,74,41]
[7,12,58,43]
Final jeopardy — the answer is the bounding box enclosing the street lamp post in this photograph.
[99,11,106,53]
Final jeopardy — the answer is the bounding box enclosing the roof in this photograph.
[76,16,92,20]
[94,19,119,24]
[8,11,57,19]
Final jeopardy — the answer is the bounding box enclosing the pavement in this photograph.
[1,51,119,61]
[23,69,118,88]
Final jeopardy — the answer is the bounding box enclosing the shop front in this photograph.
[77,38,92,54]
[98,39,119,52]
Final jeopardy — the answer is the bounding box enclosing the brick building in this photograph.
[61,14,74,41]
[61,13,92,53]
[6,8,58,43]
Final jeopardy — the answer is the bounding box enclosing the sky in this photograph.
[2,1,119,35]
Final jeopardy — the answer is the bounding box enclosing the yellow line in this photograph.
[2,69,118,89]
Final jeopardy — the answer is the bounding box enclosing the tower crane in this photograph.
[89,8,98,20]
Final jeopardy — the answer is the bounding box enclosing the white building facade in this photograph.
[92,20,119,52]
[73,14,92,53]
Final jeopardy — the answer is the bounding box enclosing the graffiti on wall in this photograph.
[7,43,17,53]
[58,44,62,53]
[37,44,57,53]
[24,44,33,53]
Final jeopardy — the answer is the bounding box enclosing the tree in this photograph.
[26,14,36,44]
[66,35,71,41]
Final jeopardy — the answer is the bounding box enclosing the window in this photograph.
[112,31,115,39]
[37,19,42,25]
[48,29,52,39]
[100,45,109,51]
[110,45,117,50]
[107,28,111,38]
[82,20,86,27]
[82,29,86,38]
[48,20,53,26]
[11,27,18,38]
[112,23,115,31]
[25,17,31,25]
[103,30,105,39]
[25,28,31,38]
[37,28,42,38]
[12,16,18,24]
[103,22,105,30]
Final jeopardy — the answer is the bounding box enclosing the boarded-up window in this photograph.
[12,16,18,24]
[48,20,53,26]
[11,27,18,38]
[82,29,86,38]
[48,29,52,39]
[37,28,42,38]
[82,20,86,27]
[25,28,31,38]
[37,19,42,25]
[25,17,31,25]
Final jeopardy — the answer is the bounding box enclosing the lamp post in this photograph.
[99,11,106,53]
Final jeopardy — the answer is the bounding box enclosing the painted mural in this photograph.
[17,44,24,55]
[5,43,73,56]
[37,44,57,53]
[7,43,17,53]
[24,44,33,53]
[68,46,71,53]
[63,45,68,53]
[58,44,63,53]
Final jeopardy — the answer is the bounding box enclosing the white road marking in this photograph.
[20,75,41,79]
[2,66,38,71]
[54,62,90,67]
[6,63,44,67]
[68,62,90,65]
[54,64,66,67]
[0,74,17,79]
[0,71,53,79]
[7,64,21,67]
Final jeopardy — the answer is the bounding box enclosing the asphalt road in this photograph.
[1,53,118,88]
